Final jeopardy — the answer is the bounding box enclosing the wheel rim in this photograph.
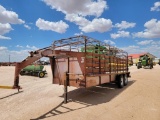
[124,75,128,85]
[121,76,124,86]
[39,72,44,77]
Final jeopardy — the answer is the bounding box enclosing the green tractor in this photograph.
[137,54,153,69]
[20,65,47,78]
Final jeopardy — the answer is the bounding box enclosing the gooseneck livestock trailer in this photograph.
[13,35,130,103]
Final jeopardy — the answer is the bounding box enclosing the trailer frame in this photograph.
[12,35,130,102]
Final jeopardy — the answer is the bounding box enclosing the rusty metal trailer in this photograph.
[12,35,130,103]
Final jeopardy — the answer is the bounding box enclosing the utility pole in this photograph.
[9,54,10,66]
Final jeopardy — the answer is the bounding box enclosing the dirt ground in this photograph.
[0,65,160,120]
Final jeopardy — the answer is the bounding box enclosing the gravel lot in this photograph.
[0,65,160,120]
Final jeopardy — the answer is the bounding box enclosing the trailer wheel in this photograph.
[123,74,128,86]
[38,71,45,78]
[118,75,124,88]
[149,65,152,69]
[149,63,153,69]
[137,62,142,69]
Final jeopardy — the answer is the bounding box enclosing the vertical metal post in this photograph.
[50,57,55,84]
[13,63,20,87]
[109,46,111,82]
[64,72,68,104]
[51,56,56,84]
[126,53,128,72]
[64,57,69,104]
[9,54,10,66]
[98,43,101,85]
[84,36,87,87]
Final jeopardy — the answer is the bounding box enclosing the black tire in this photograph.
[38,71,45,78]
[117,75,124,88]
[123,74,128,86]
[137,62,142,69]
[151,64,153,69]
[149,63,153,69]
[20,71,25,76]
[149,65,152,69]
[30,71,34,76]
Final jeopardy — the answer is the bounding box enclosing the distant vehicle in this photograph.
[128,56,133,66]
[36,60,50,65]
[41,61,50,65]
[137,54,153,69]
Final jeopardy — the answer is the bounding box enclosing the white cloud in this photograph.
[16,45,23,48]
[133,19,160,38]
[24,24,31,29]
[111,31,130,39]
[66,14,112,33]
[137,40,160,46]
[74,32,83,36]
[80,18,112,33]
[0,46,7,51]
[43,0,107,17]
[36,18,69,33]
[0,23,13,35]
[137,40,153,45]
[0,23,13,40]
[104,40,115,45]
[26,45,38,50]
[0,49,29,62]
[43,1,111,33]
[121,45,139,51]
[0,5,25,40]
[121,41,160,58]
[0,45,41,62]
[65,14,90,26]
[0,35,11,40]
[114,21,136,30]
[120,45,140,54]
[0,5,24,24]
[151,2,160,11]
[120,45,144,55]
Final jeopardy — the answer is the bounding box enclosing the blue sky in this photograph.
[0,0,160,62]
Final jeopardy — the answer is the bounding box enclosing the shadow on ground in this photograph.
[31,80,135,120]
[0,91,23,100]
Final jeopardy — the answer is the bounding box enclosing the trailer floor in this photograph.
[0,65,160,120]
